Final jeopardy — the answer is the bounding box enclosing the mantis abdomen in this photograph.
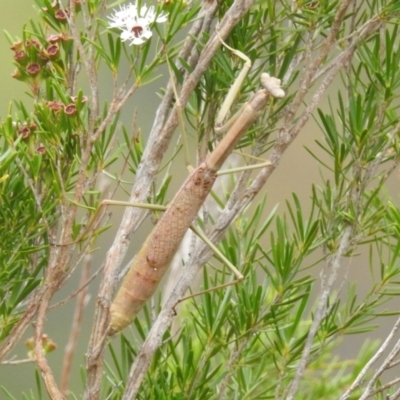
[109,165,218,334]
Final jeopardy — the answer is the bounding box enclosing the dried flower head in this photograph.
[108,1,167,46]
[64,103,77,116]
[47,33,70,43]
[17,122,37,140]
[10,41,23,51]
[11,69,23,80]
[36,143,46,155]
[25,39,41,49]
[71,95,88,104]
[26,63,41,76]
[13,50,28,64]
[18,125,31,139]
[46,100,64,112]
[55,8,69,22]
[46,44,60,58]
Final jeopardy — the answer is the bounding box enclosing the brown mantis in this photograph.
[108,44,285,334]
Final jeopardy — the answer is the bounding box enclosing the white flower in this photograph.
[108,2,168,46]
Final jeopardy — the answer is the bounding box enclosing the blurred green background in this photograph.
[0,2,35,114]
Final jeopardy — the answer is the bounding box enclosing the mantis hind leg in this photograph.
[175,223,244,306]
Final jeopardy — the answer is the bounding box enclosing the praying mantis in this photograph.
[108,43,285,334]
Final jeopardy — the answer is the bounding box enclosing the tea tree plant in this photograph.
[1,1,400,399]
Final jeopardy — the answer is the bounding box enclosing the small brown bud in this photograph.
[24,334,57,356]
[43,337,57,354]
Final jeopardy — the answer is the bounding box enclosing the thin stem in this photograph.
[60,257,91,397]
[285,225,353,400]
[353,318,400,399]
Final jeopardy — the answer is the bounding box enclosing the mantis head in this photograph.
[260,73,286,99]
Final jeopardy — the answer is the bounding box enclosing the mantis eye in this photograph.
[260,73,286,99]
